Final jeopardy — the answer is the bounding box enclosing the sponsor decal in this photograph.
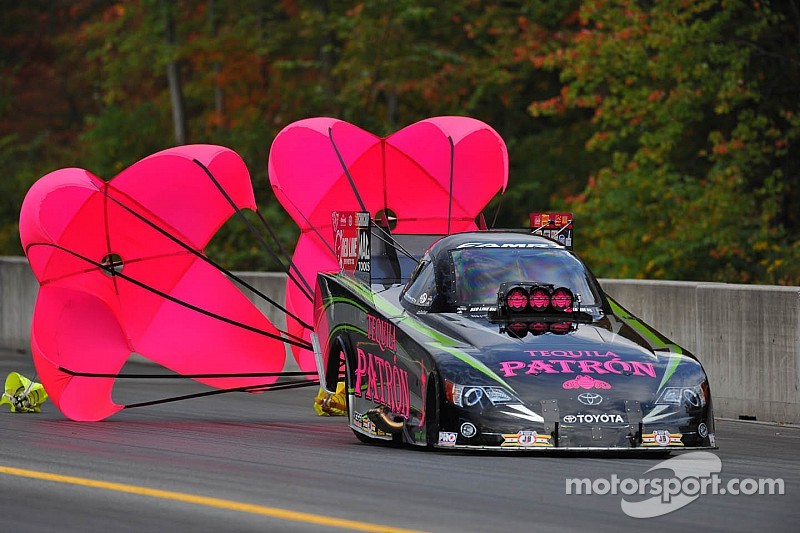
[354,348,410,420]
[562,413,625,424]
[642,430,684,447]
[356,213,371,273]
[466,305,497,313]
[366,314,396,352]
[526,350,621,358]
[577,392,603,406]
[353,411,388,437]
[499,349,657,381]
[460,422,477,438]
[501,431,552,448]
[439,432,457,447]
[563,375,612,390]
[709,433,716,447]
[455,242,551,249]
[698,422,708,438]
[531,212,573,249]
[332,210,370,274]
[333,211,358,271]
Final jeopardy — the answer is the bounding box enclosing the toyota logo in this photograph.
[563,415,577,423]
[577,392,603,406]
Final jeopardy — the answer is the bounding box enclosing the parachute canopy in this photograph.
[268,116,509,371]
[19,145,288,421]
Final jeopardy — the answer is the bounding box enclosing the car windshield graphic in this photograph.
[450,248,598,307]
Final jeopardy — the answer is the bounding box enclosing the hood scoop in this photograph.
[488,282,592,339]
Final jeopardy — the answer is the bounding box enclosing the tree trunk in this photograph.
[163,0,187,145]
[208,0,224,130]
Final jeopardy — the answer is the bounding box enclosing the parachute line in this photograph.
[101,184,313,332]
[27,242,314,351]
[328,127,368,213]
[192,158,314,304]
[370,229,419,266]
[58,367,317,379]
[254,209,314,298]
[275,192,338,260]
[327,127,419,266]
[447,136,454,236]
[122,378,320,409]
[491,194,504,229]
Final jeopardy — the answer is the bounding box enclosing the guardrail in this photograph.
[600,279,800,424]
[2,256,798,423]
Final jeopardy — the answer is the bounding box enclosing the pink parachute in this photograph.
[19,145,294,421]
[269,116,509,371]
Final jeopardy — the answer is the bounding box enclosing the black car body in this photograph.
[312,221,716,451]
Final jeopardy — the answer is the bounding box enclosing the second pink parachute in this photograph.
[268,116,509,371]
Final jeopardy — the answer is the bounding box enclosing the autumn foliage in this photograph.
[1,0,797,284]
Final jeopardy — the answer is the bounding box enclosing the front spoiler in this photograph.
[433,444,719,452]
[437,399,715,451]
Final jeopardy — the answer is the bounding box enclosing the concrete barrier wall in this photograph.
[600,279,800,424]
[0,257,38,353]
[2,257,798,423]
[0,256,299,368]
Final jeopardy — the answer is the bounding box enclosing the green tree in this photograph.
[51,0,585,267]
[0,2,104,255]
[530,0,800,284]
[6,1,796,284]
[322,0,590,226]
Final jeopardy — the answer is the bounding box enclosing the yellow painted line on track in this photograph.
[0,465,426,533]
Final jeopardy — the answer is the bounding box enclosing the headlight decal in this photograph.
[655,385,706,408]
[445,380,517,408]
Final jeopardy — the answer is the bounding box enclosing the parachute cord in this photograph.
[59,367,318,379]
[254,208,315,300]
[328,127,368,213]
[270,192,338,260]
[27,242,314,351]
[491,194,504,229]
[447,136,454,236]
[192,158,314,304]
[122,378,320,409]
[100,184,313,333]
[327,127,419,266]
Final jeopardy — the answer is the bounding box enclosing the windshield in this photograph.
[450,248,599,307]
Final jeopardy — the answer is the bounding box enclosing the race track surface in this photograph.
[0,350,796,532]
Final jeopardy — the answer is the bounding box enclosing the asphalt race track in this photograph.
[0,349,796,532]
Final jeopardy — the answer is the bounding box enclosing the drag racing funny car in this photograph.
[312,213,716,452]
[15,116,716,453]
